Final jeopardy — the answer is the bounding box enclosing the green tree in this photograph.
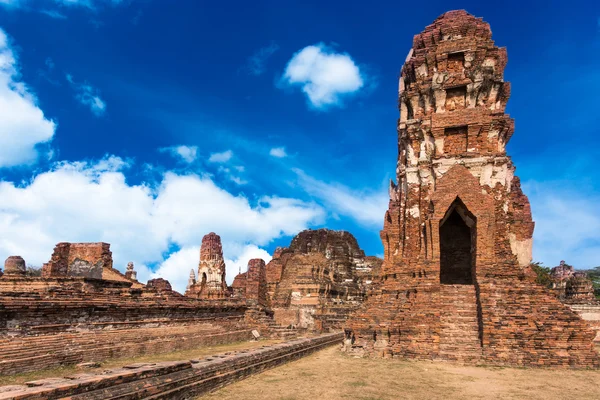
[582,266,600,299]
[529,261,552,287]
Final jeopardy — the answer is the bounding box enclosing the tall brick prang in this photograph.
[186,232,228,299]
[346,10,599,367]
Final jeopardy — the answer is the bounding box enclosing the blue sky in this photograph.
[0,0,598,291]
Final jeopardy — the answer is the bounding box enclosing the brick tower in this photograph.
[346,10,599,367]
[185,232,227,299]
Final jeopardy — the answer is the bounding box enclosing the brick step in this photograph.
[438,284,482,361]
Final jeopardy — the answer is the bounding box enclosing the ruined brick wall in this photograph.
[345,10,599,367]
[239,229,382,330]
[231,271,247,298]
[41,242,112,279]
[147,278,174,292]
[245,259,268,307]
[0,276,247,335]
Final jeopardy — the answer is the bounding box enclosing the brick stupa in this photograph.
[346,10,599,367]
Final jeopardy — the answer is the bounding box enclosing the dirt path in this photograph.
[204,346,600,400]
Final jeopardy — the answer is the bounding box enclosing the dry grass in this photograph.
[204,346,600,400]
[0,339,280,387]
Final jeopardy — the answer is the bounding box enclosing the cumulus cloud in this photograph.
[244,42,279,76]
[280,43,364,109]
[269,147,287,158]
[223,244,272,281]
[208,149,233,163]
[525,180,600,269]
[66,74,106,116]
[153,243,273,293]
[0,156,324,292]
[294,168,387,228]
[159,145,198,164]
[0,27,56,168]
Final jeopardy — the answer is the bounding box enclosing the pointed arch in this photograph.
[439,197,476,284]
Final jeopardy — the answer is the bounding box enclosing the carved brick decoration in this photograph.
[186,233,228,299]
[346,10,599,367]
[42,243,112,279]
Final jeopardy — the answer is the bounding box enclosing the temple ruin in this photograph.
[186,232,229,299]
[345,10,599,367]
[0,9,598,399]
[232,229,381,331]
[550,261,596,302]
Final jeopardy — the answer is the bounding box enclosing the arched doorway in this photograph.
[439,198,476,284]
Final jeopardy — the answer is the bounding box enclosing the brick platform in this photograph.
[0,333,343,399]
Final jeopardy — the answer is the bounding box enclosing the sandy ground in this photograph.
[204,346,600,400]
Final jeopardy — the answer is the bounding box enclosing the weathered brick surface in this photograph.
[240,229,382,331]
[146,277,175,293]
[0,333,343,400]
[245,259,268,307]
[0,327,250,375]
[0,269,248,375]
[345,10,599,367]
[3,257,25,276]
[42,243,112,279]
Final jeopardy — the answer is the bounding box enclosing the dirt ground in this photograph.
[204,346,600,400]
[0,339,281,386]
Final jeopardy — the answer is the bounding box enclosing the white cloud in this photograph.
[294,168,387,228]
[208,149,233,163]
[66,74,106,116]
[159,145,198,163]
[1,0,125,11]
[281,43,364,109]
[0,27,56,168]
[269,147,287,158]
[151,243,273,293]
[0,0,21,7]
[224,244,272,281]
[0,157,324,292]
[40,9,67,18]
[245,42,279,76]
[525,180,600,269]
[149,246,197,293]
